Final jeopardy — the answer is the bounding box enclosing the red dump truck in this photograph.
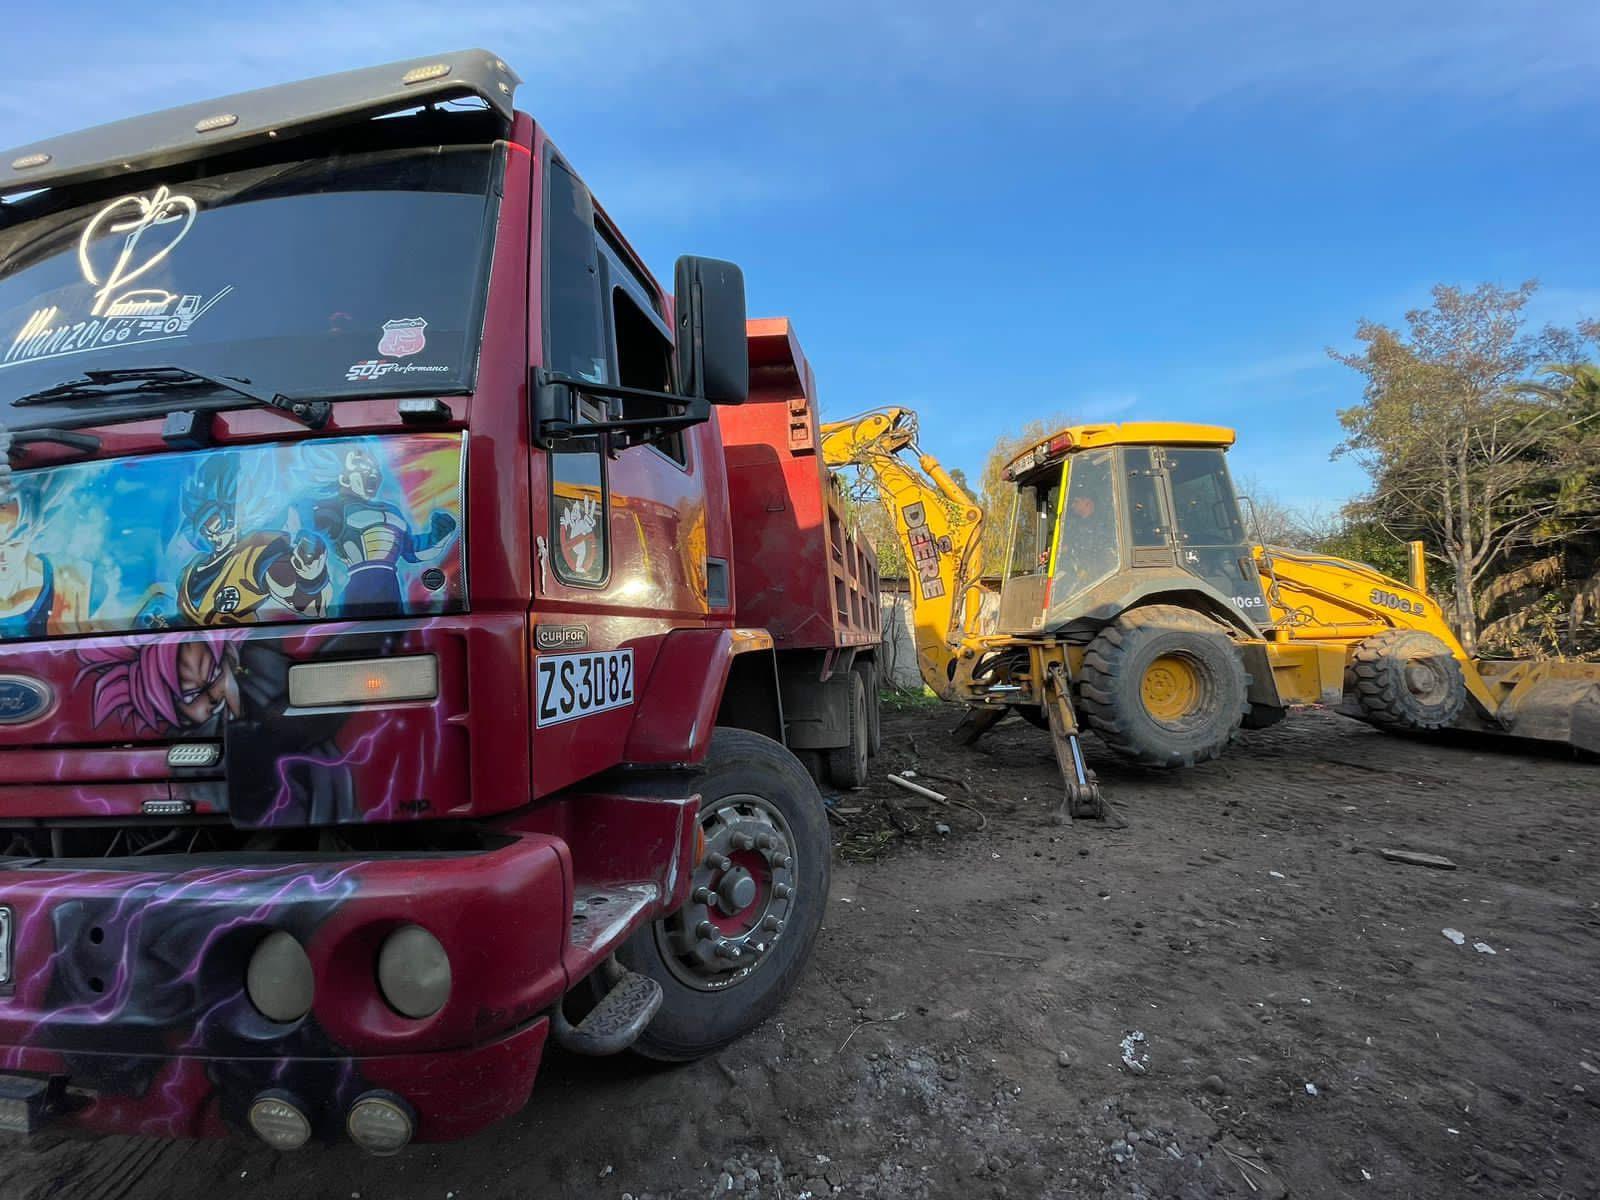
[0,50,877,1151]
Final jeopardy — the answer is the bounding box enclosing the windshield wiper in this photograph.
[11,366,331,429]
[3,427,103,463]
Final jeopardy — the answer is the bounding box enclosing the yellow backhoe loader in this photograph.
[823,410,1598,820]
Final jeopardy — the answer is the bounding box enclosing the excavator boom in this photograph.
[820,408,986,697]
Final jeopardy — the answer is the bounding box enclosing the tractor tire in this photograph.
[1346,629,1466,731]
[826,671,871,788]
[616,728,830,1061]
[854,659,882,757]
[1078,605,1249,768]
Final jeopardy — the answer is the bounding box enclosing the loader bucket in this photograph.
[1473,660,1600,757]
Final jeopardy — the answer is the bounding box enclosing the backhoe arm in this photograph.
[820,408,985,698]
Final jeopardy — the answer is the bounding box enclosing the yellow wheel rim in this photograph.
[1141,654,1203,722]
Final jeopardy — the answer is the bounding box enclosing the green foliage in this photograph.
[1330,280,1599,651]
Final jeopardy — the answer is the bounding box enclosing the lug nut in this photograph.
[695,921,717,940]
[762,916,784,933]
[756,834,774,850]
[773,883,792,900]
[731,833,755,850]
[778,856,794,871]
[715,941,742,960]
[692,886,712,904]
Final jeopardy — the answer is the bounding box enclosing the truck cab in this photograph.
[0,50,857,1149]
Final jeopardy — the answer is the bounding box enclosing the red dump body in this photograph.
[721,319,880,653]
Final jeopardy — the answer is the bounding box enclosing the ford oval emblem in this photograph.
[0,675,53,725]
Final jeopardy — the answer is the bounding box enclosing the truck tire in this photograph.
[826,672,871,788]
[618,728,830,1062]
[853,659,882,757]
[1078,604,1249,768]
[1346,629,1466,731]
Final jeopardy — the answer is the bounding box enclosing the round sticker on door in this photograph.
[377,317,427,358]
[558,495,601,582]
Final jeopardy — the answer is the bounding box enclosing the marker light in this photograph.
[10,153,50,171]
[167,742,221,768]
[287,655,437,708]
[1049,432,1074,455]
[249,1092,312,1150]
[194,113,239,133]
[347,1092,416,1155]
[401,63,452,85]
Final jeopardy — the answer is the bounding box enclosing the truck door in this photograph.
[532,154,712,794]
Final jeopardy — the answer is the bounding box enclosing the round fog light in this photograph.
[347,1091,415,1155]
[246,930,314,1023]
[249,1091,311,1150]
[377,925,451,1019]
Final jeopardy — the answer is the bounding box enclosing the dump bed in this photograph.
[718,319,879,651]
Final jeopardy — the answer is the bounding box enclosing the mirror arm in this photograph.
[532,369,709,450]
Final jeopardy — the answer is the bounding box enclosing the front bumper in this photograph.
[0,831,569,1144]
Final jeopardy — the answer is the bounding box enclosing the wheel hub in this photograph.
[1141,653,1203,722]
[659,794,798,990]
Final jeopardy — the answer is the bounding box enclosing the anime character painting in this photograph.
[0,489,91,638]
[309,445,458,614]
[177,455,331,625]
[77,631,359,824]
[0,433,464,643]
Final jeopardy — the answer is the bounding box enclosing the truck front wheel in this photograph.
[618,728,831,1061]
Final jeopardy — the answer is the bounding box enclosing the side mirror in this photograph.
[674,256,748,405]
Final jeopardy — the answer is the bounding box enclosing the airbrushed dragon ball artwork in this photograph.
[0,433,464,758]
[0,432,464,643]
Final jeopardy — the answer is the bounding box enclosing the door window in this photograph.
[1166,448,1245,546]
[1124,447,1170,548]
[544,157,609,585]
[1052,449,1120,603]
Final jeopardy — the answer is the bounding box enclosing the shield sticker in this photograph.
[378,317,428,358]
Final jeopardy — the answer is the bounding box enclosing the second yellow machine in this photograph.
[824,410,1598,819]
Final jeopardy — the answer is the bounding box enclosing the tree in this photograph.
[1331,281,1599,653]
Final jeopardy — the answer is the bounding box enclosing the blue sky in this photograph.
[7,1,1598,512]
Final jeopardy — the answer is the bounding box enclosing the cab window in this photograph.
[599,236,683,463]
[1005,472,1060,579]
[1166,448,1245,546]
[544,156,609,585]
[1052,449,1119,602]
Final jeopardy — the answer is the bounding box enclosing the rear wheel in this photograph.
[826,672,871,788]
[854,659,882,757]
[617,728,830,1061]
[1347,629,1466,731]
[1078,605,1249,768]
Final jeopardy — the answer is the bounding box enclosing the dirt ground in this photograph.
[6,702,1598,1200]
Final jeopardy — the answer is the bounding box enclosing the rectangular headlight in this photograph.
[288,655,438,708]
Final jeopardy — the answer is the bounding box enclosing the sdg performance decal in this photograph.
[536,649,635,727]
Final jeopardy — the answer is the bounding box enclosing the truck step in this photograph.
[0,1074,67,1135]
[551,968,663,1056]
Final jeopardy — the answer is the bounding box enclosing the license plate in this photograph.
[536,649,635,728]
[0,907,10,986]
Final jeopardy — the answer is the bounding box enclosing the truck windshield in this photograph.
[0,130,502,430]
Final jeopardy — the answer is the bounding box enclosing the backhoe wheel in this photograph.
[826,671,871,788]
[1347,629,1467,731]
[1078,605,1249,768]
[617,728,830,1062]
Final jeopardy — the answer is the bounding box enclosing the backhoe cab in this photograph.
[997,423,1267,639]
